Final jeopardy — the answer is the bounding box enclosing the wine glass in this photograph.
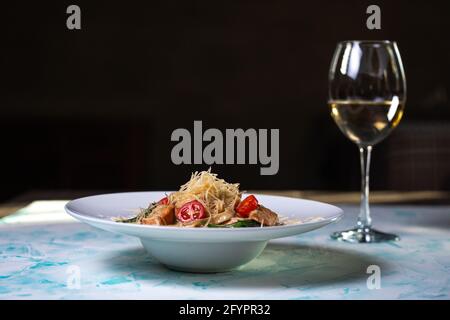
[328,40,406,243]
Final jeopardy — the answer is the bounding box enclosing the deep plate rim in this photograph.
[65,191,343,233]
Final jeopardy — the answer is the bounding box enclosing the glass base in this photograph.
[330,227,400,243]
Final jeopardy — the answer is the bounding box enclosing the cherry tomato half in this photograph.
[176,200,206,222]
[236,195,259,217]
[158,197,169,205]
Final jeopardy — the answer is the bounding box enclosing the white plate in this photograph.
[65,192,343,272]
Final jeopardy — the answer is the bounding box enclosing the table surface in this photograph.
[0,193,449,300]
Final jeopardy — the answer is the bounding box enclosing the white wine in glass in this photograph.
[328,41,406,243]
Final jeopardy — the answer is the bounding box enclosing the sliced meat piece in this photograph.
[223,217,241,225]
[210,208,234,225]
[249,205,279,226]
[182,218,209,228]
[141,204,175,225]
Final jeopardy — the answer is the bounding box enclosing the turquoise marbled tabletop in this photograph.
[0,201,449,299]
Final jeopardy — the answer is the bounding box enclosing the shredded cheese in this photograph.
[169,169,241,216]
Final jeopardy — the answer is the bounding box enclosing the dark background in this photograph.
[2,0,450,202]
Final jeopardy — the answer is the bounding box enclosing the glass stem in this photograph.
[357,145,372,229]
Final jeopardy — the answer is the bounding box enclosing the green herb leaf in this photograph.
[207,220,261,228]
[116,216,139,223]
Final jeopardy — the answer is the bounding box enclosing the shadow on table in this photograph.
[244,242,391,288]
[100,242,390,289]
